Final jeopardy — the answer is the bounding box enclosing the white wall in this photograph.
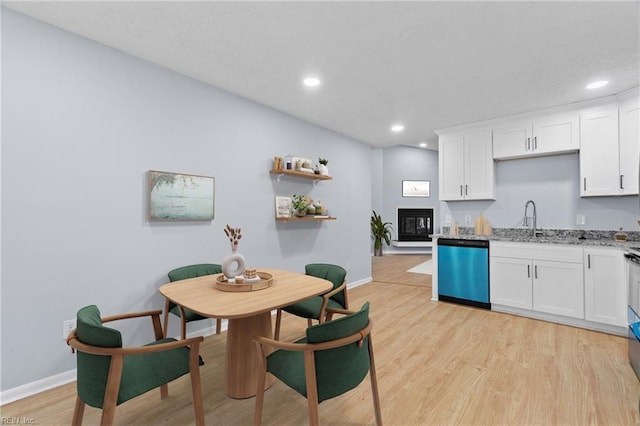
[1,9,372,392]
[372,145,439,253]
[442,153,639,232]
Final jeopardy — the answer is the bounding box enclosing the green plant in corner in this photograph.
[371,210,392,256]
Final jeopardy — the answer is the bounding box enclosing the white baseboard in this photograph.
[0,281,375,405]
[0,369,77,406]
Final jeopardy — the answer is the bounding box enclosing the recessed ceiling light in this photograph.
[419,142,428,148]
[303,77,321,87]
[391,124,404,133]
[586,80,608,89]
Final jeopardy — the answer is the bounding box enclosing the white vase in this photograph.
[222,251,246,278]
[318,164,329,175]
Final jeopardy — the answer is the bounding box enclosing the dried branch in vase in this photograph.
[224,224,242,252]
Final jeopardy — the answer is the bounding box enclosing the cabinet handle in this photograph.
[465,185,469,195]
[460,185,463,196]
[527,137,531,151]
[533,136,537,150]
[587,254,591,269]
[620,175,624,189]
[583,177,587,191]
[527,264,531,278]
[534,265,538,279]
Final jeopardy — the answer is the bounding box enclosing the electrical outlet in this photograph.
[576,214,586,226]
[63,319,76,339]
[464,214,471,224]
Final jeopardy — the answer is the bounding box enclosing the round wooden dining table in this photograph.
[159,268,332,399]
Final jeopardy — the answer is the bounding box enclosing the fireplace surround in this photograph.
[397,208,434,242]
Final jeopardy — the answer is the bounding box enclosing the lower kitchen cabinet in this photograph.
[490,242,627,334]
[584,247,626,327]
[533,260,584,319]
[490,242,584,318]
[490,257,532,309]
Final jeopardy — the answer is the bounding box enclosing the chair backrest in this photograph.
[75,305,123,408]
[305,263,347,307]
[306,302,371,403]
[167,264,222,312]
[168,263,222,282]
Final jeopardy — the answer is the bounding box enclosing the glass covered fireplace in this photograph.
[397,208,434,242]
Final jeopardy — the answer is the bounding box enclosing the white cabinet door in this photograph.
[533,260,584,319]
[579,104,620,196]
[492,121,531,160]
[492,112,578,160]
[465,130,495,200]
[439,135,465,200]
[619,96,640,195]
[584,248,626,326]
[490,257,532,309]
[533,111,579,155]
[439,130,495,201]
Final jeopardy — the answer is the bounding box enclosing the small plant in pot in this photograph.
[318,158,329,176]
[371,210,392,256]
[292,194,311,217]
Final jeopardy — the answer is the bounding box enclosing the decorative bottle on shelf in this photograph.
[284,154,293,170]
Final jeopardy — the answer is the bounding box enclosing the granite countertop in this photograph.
[433,228,639,249]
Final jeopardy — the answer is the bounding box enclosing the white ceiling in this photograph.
[3,1,639,149]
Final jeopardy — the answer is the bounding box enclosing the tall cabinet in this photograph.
[438,129,495,201]
[579,90,640,197]
[619,95,640,195]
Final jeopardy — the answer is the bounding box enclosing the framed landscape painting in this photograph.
[402,180,430,197]
[148,170,215,221]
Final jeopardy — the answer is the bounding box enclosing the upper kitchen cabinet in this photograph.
[492,111,579,160]
[579,103,621,196]
[619,94,640,195]
[438,129,495,201]
[580,90,639,197]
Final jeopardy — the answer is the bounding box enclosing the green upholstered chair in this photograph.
[274,263,348,340]
[66,305,204,426]
[253,303,381,426]
[163,263,223,339]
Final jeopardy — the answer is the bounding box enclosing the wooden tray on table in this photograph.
[215,272,273,292]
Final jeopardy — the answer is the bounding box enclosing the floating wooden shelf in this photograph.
[276,216,337,222]
[270,169,332,181]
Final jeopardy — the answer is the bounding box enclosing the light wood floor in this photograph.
[2,255,639,425]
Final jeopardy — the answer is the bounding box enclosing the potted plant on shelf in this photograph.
[292,194,310,217]
[318,158,329,176]
[371,210,392,256]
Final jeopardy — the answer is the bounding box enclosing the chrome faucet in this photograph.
[523,200,542,237]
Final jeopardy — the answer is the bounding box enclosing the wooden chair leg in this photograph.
[304,350,320,426]
[253,342,268,426]
[274,309,282,340]
[100,355,124,426]
[178,306,188,340]
[307,318,313,328]
[72,396,85,426]
[215,318,222,335]
[189,342,205,426]
[368,337,383,426]
[160,383,169,399]
[162,299,171,339]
